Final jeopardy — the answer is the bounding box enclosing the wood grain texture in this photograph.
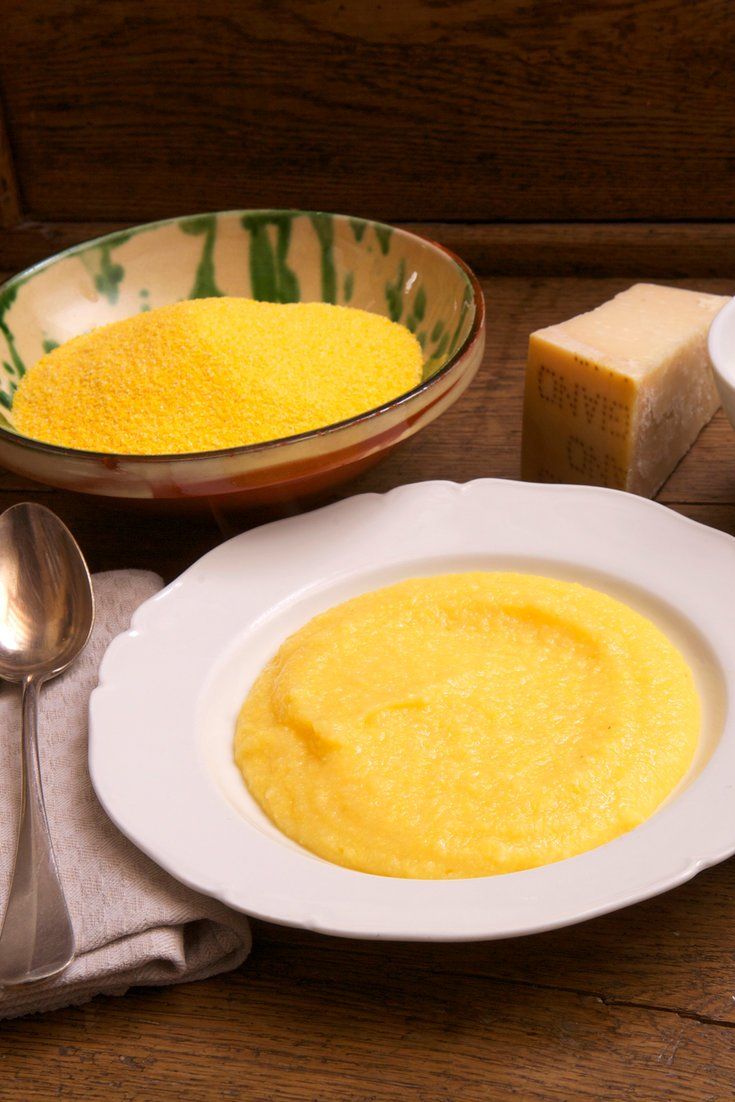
[2,0,735,223]
[254,846,735,1026]
[1,272,735,1099]
[2,956,735,1102]
[0,97,20,227]
[7,221,735,278]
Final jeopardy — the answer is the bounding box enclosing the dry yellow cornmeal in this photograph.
[12,297,423,454]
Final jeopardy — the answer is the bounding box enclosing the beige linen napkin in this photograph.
[0,570,251,1019]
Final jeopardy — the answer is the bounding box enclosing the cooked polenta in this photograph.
[235,573,700,879]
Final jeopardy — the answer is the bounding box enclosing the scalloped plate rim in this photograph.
[89,479,735,941]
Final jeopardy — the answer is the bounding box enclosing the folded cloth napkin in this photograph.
[0,569,251,1019]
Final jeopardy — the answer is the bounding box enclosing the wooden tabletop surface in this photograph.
[0,271,734,1099]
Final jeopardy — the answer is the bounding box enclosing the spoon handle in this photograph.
[0,677,75,986]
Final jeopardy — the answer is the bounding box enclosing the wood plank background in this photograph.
[2,2,735,1099]
[0,0,734,229]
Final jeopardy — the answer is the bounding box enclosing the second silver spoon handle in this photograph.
[0,676,75,986]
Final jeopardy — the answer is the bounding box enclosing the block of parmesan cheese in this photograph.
[521,283,728,497]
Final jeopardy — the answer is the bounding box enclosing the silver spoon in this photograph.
[0,503,94,986]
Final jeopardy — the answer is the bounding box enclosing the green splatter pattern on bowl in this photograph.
[0,210,475,425]
[0,210,484,509]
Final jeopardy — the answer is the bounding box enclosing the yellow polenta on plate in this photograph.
[235,572,700,879]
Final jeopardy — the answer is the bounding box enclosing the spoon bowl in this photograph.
[0,503,94,986]
[0,504,94,682]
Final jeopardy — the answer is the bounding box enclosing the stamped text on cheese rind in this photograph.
[537,364,629,439]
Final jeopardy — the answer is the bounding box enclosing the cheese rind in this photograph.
[521,284,728,497]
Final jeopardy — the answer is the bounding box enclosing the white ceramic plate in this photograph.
[89,479,735,941]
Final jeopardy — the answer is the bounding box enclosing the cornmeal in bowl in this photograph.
[11,297,423,454]
[235,572,700,879]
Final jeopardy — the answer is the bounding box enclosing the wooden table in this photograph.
[2,273,735,1099]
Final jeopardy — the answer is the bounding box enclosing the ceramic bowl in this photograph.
[708,296,735,429]
[0,211,485,511]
